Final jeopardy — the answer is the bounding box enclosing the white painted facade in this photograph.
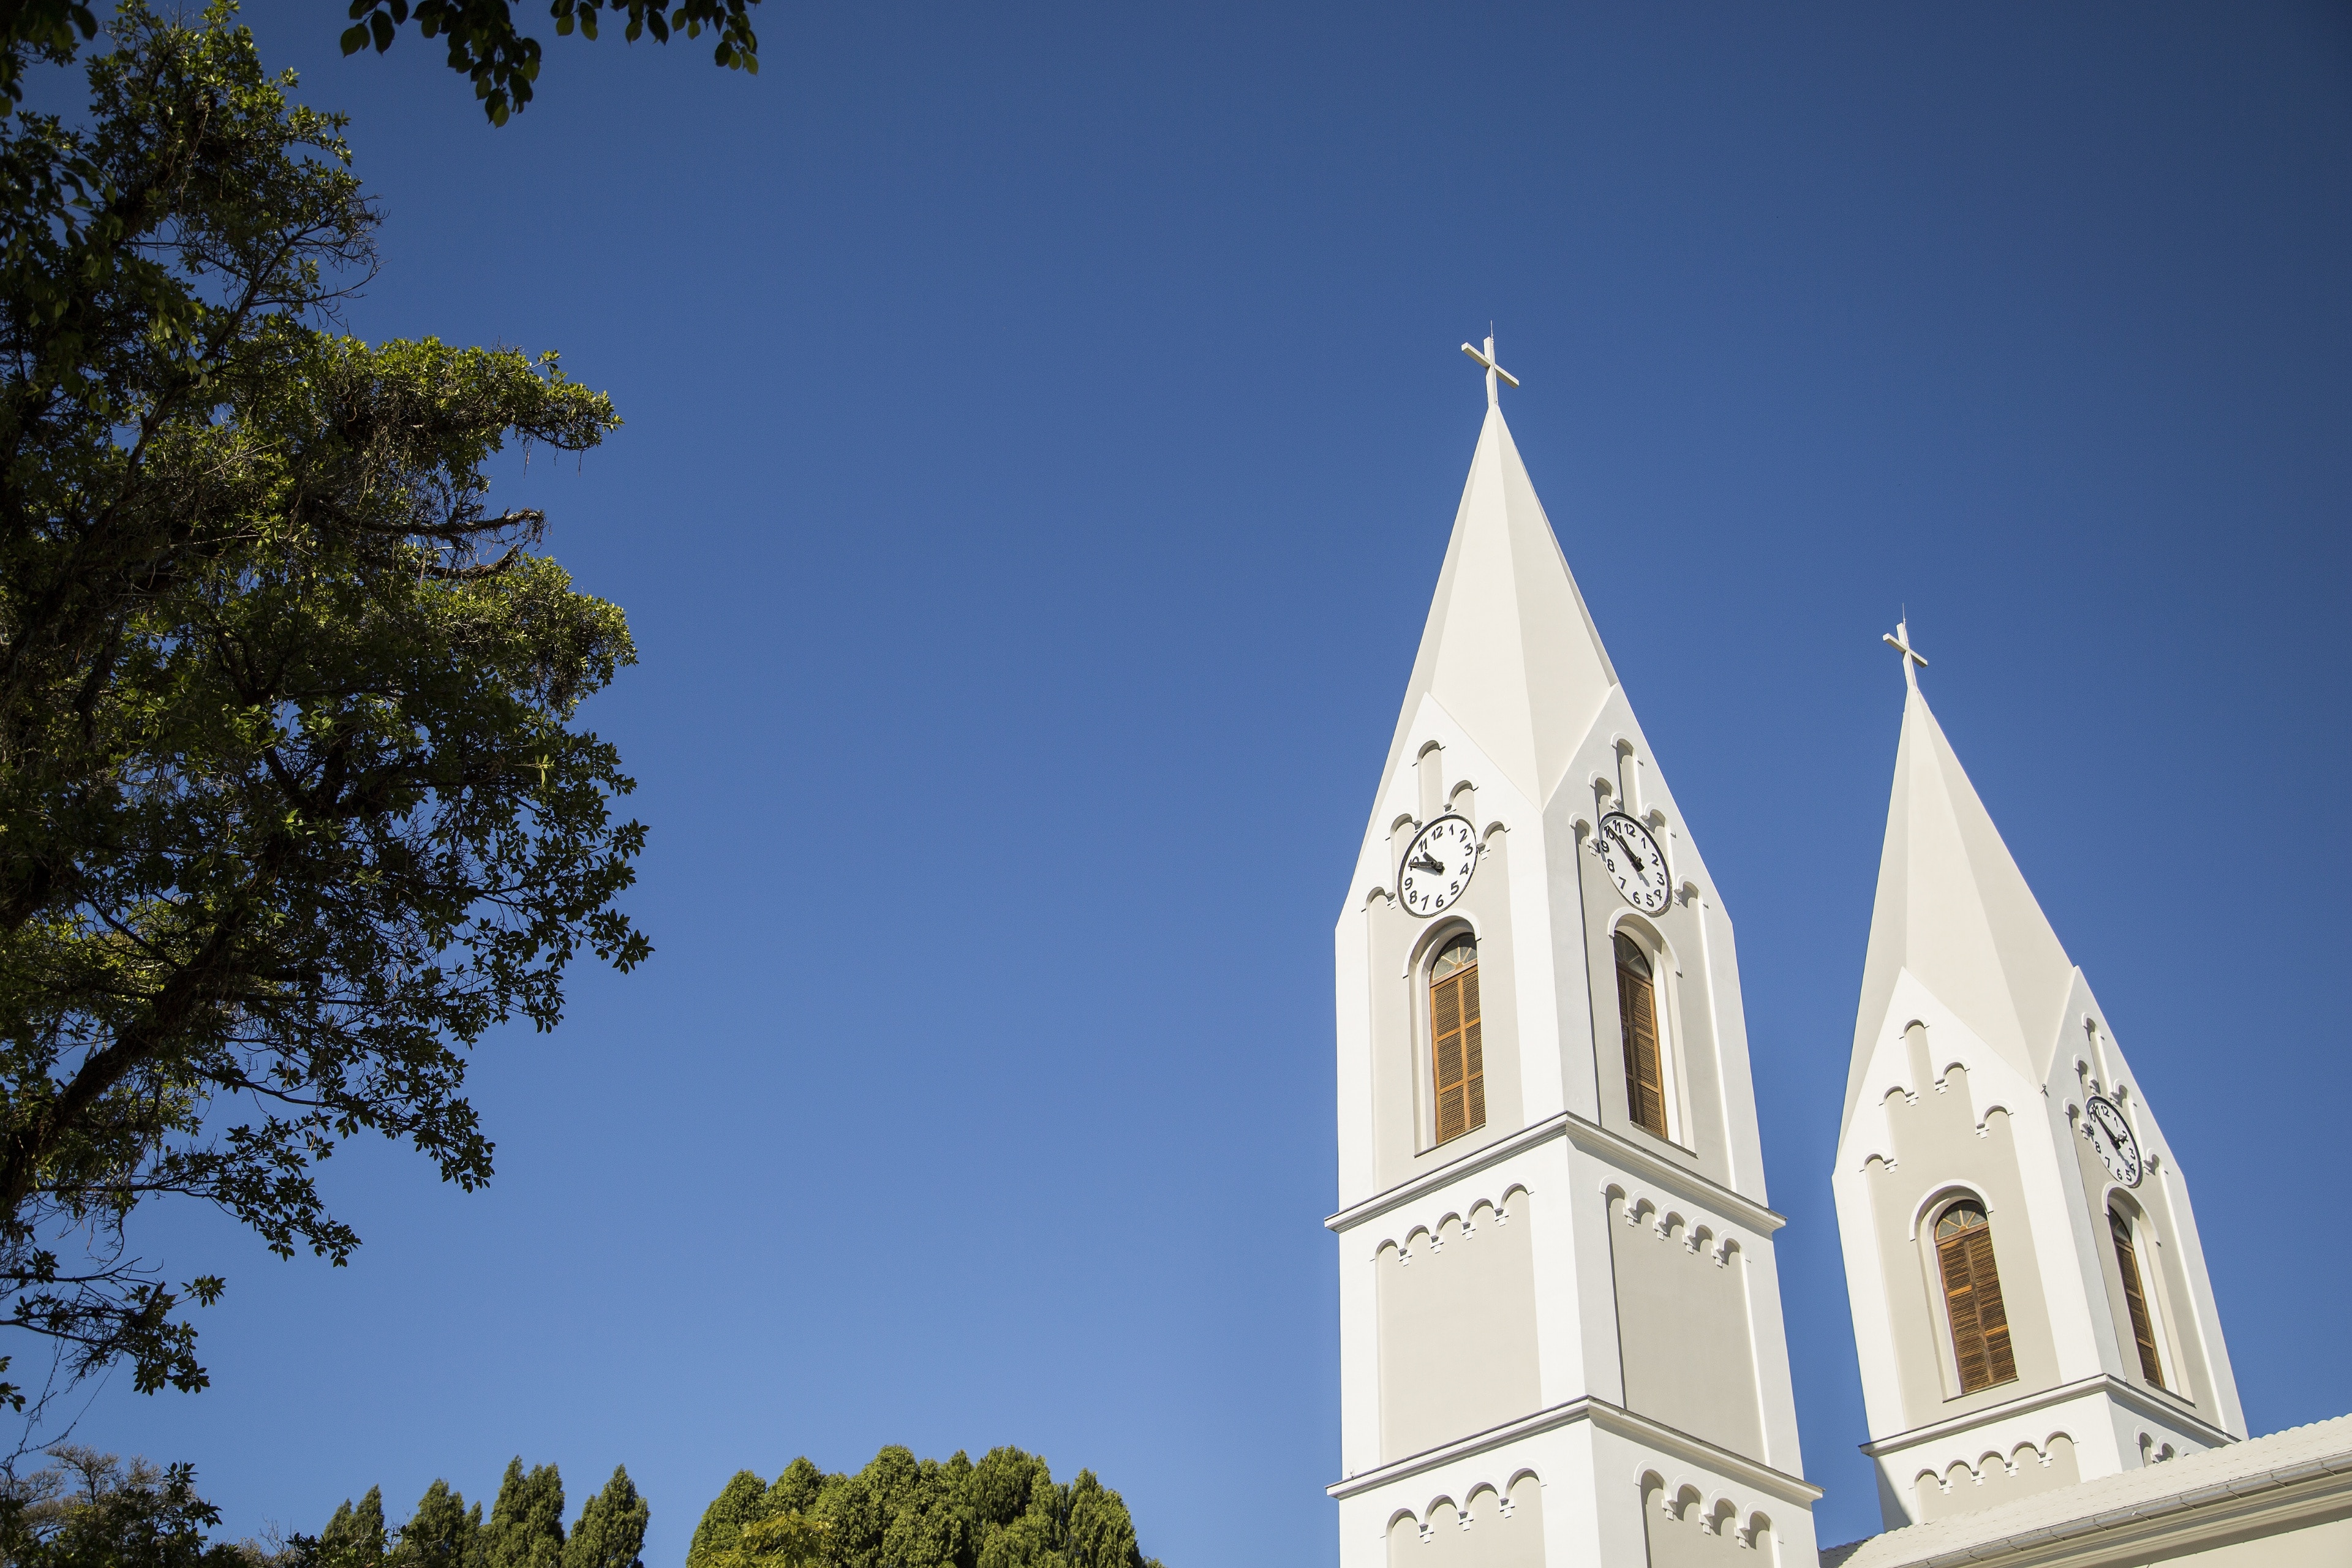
[1831,652,2244,1533]
[1328,379,1820,1567]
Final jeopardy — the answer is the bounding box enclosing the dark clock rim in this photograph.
[1396,813,1478,918]
[1597,810,1670,909]
[2084,1093,2143,1185]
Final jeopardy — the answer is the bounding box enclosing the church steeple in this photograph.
[1845,630,2078,1127]
[1371,350,1617,812]
[1833,630,2244,1531]
[1329,345,1821,1568]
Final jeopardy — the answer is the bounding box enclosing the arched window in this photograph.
[1430,934,1485,1144]
[1935,1201,2017,1392]
[2110,1209,2165,1387]
[1613,932,1667,1138]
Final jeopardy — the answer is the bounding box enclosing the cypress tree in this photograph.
[561,1468,649,1568]
[322,1487,388,1568]
[481,1461,565,1568]
[1061,1472,1144,1568]
[391,1481,481,1568]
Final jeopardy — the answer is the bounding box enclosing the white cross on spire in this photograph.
[1882,617,1929,692]
[1460,333,1520,410]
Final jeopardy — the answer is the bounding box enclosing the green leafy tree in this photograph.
[704,1512,828,1568]
[0,1,646,1415]
[685,1472,771,1568]
[0,0,761,123]
[336,0,760,124]
[320,1487,388,1568]
[387,1480,480,1568]
[1057,1474,1147,1568]
[559,1468,646,1568]
[0,1446,246,1568]
[685,1446,1164,1568]
[480,1461,565,1568]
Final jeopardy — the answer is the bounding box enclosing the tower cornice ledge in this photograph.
[1324,1110,1785,1237]
[1857,1373,2237,1460]
[1325,1393,1823,1507]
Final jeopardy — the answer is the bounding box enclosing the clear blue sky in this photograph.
[60,3,2350,1562]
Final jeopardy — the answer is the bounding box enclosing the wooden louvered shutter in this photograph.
[1937,1206,2018,1393]
[2111,1212,2165,1388]
[1430,963,1485,1144]
[1433,974,1465,1143]
[1460,967,1485,1134]
[1615,938,1667,1137]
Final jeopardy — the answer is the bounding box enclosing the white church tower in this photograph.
[1832,626,2245,1532]
[1327,342,1821,1568]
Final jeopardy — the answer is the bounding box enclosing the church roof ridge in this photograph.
[1818,1411,2352,1568]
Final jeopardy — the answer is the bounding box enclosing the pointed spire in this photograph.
[1379,367,1617,809]
[1847,638,2079,1120]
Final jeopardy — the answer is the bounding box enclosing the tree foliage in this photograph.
[686,1447,1164,1568]
[307,1462,636,1568]
[318,1488,386,1568]
[0,0,759,124]
[0,1,646,1412]
[559,1468,646,1568]
[479,1461,564,1568]
[385,1480,480,1568]
[0,1453,644,1568]
[337,0,760,125]
[0,1446,246,1568]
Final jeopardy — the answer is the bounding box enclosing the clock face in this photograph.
[2085,1095,2142,1186]
[1596,812,1672,914]
[1398,815,1479,918]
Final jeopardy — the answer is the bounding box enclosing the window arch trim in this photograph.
[1400,913,1481,979]
[1905,1182,1997,1241]
[1604,909,1683,971]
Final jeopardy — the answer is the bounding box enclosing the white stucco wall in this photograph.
[1607,1188,1765,1462]
[1376,1191,1542,1461]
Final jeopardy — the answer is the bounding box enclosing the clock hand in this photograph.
[1409,852,1445,875]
